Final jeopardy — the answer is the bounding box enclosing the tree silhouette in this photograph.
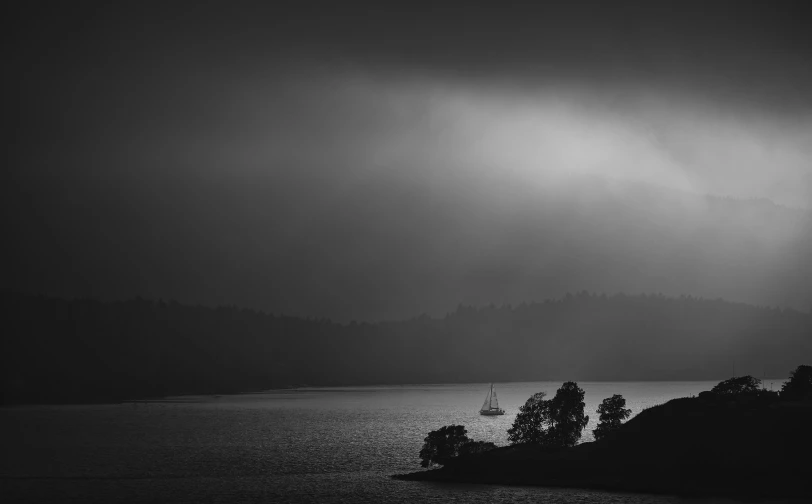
[419,425,469,468]
[508,382,589,447]
[507,392,550,445]
[547,381,590,447]
[780,365,812,401]
[711,376,761,395]
[593,394,631,441]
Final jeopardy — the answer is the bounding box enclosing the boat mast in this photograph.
[489,383,493,409]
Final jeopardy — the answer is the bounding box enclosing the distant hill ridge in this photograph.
[2,290,809,404]
[4,170,811,322]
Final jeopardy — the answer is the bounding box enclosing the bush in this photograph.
[459,440,497,457]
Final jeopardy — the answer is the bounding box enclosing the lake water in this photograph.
[0,380,794,503]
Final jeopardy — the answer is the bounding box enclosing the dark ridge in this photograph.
[2,290,810,404]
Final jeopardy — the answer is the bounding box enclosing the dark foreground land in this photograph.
[394,394,812,500]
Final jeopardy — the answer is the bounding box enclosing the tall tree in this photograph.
[547,381,590,447]
[507,392,550,445]
[419,425,470,468]
[593,394,632,441]
[507,382,590,447]
[781,365,812,401]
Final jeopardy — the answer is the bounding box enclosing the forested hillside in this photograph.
[2,291,809,403]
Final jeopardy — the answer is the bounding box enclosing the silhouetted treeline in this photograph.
[2,291,810,404]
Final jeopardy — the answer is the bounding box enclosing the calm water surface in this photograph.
[0,381,793,503]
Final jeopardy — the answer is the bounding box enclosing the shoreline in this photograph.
[391,469,806,502]
[1,379,789,407]
[391,395,812,501]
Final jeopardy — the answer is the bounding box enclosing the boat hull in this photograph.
[479,409,505,416]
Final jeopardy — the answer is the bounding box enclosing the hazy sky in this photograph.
[6,1,812,320]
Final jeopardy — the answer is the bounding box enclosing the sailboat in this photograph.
[479,383,505,415]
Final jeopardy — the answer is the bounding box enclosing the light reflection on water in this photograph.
[0,381,794,503]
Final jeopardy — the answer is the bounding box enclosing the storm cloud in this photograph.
[6,1,811,320]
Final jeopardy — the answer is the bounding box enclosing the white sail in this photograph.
[481,386,492,411]
[479,383,504,415]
